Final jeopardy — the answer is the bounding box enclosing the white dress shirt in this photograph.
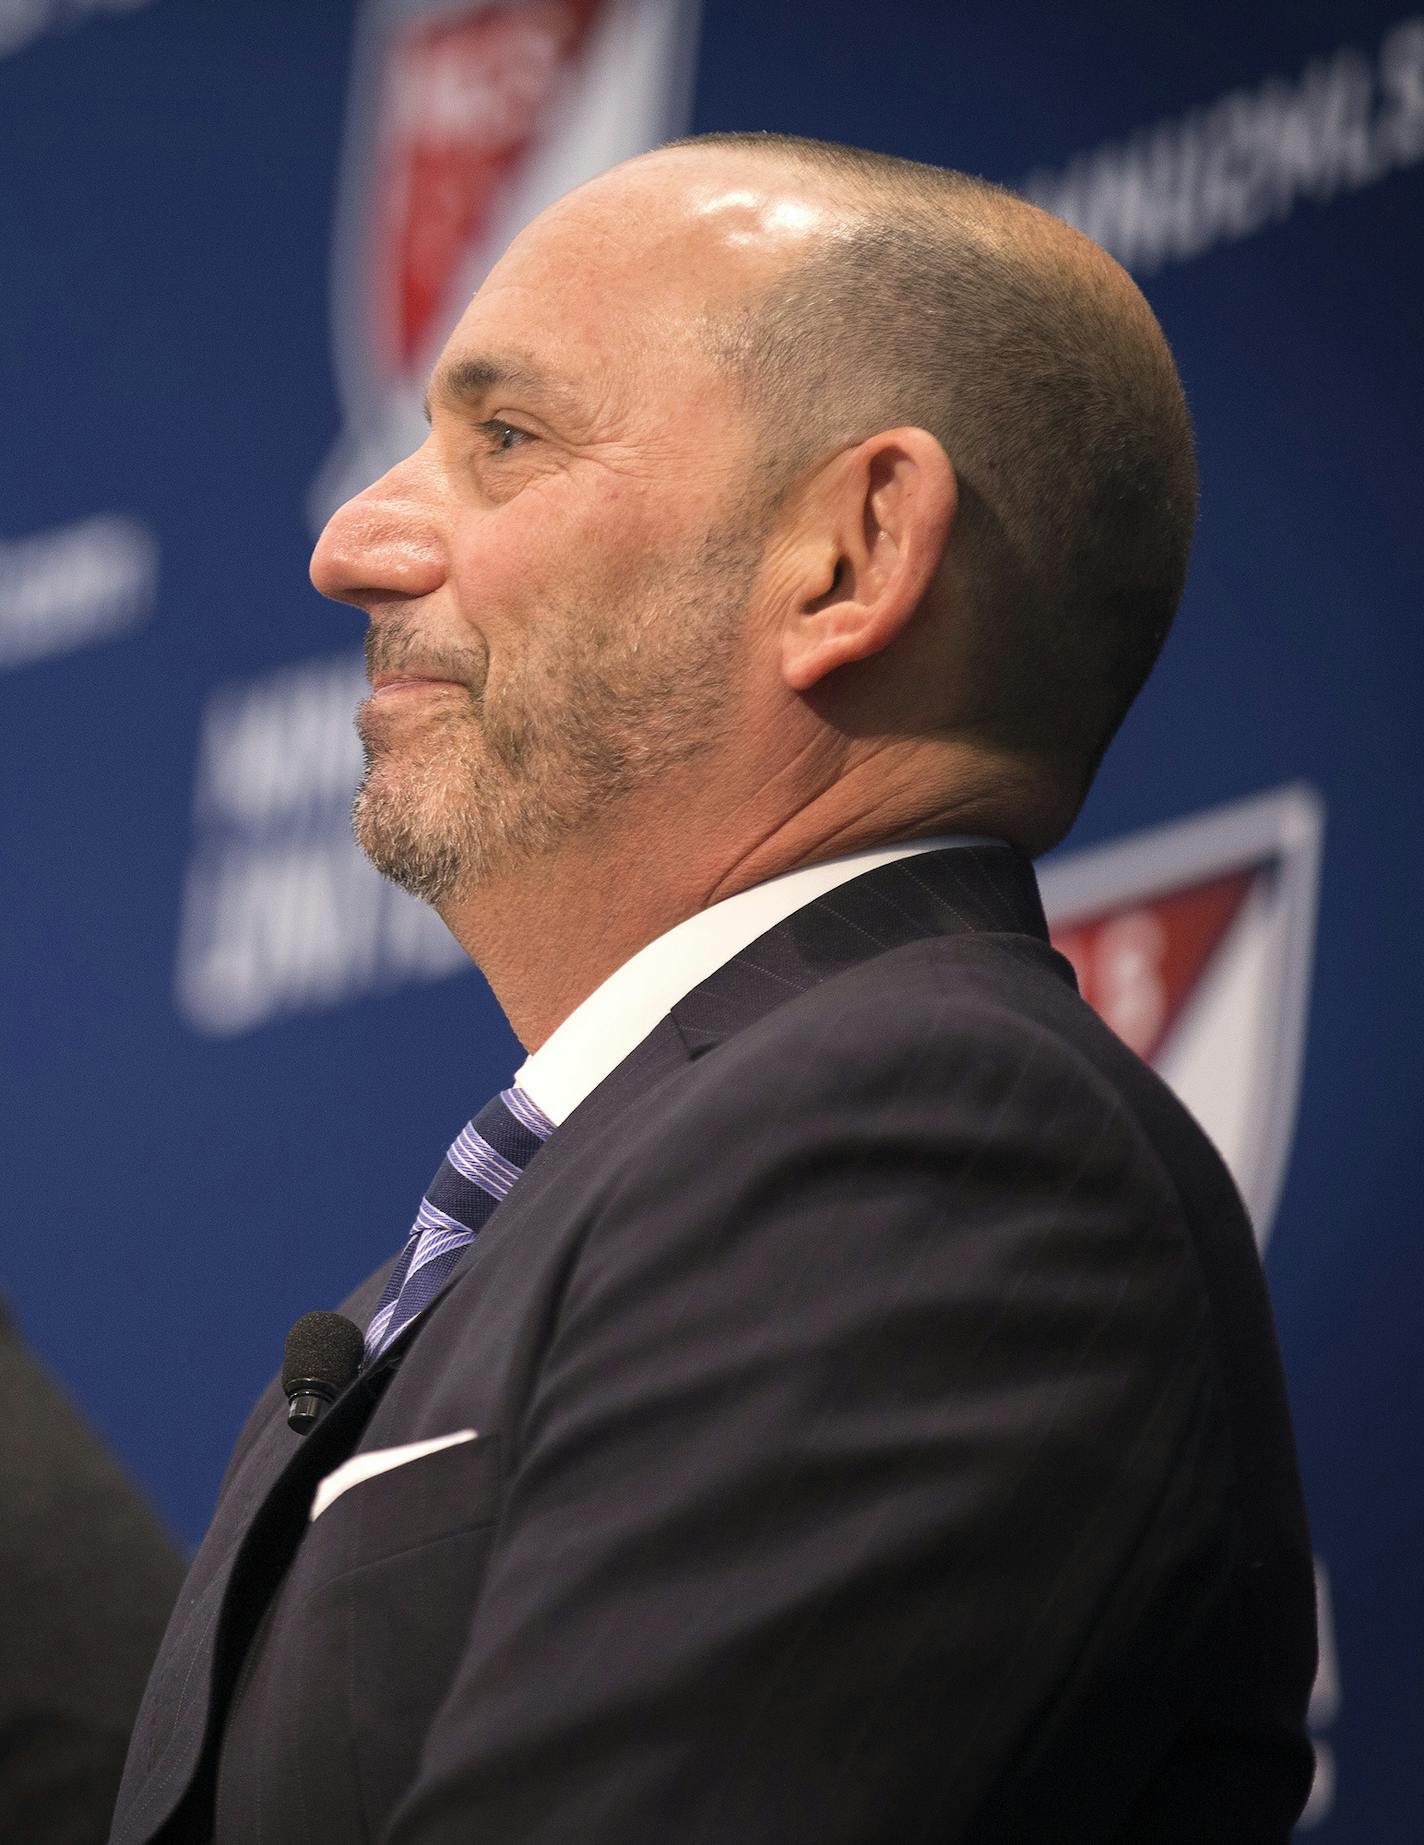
[515,836,992,1127]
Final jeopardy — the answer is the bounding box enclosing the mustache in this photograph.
[364,619,489,696]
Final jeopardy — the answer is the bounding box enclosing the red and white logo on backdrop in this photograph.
[1039,784,1324,1249]
[310,0,703,527]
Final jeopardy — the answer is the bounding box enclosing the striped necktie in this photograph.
[363,1084,554,1364]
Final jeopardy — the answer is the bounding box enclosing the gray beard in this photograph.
[351,542,754,906]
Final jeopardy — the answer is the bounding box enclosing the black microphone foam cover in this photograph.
[282,1311,364,1433]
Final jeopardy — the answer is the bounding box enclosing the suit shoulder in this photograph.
[706,929,1119,1100]
[680,929,1243,1230]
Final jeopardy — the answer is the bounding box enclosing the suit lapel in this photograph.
[114,1351,399,1840]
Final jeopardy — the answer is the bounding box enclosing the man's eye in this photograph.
[477,419,531,454]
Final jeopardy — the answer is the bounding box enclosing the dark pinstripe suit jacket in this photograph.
[110,845,1316,1843]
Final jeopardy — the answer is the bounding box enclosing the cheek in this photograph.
[445,515,547,644]
[448,477,676,642]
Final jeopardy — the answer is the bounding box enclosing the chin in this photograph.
[353,810,465,906]
[354,749,528,905]
[352,756,462,898]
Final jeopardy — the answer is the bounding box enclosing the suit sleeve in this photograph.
[383,982,1232,1843]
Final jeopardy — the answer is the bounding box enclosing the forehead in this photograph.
[437,153,845,418]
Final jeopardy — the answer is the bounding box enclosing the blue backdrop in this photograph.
[3,2,1420,1836]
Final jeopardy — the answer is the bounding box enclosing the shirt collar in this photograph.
[515,836,994,1126]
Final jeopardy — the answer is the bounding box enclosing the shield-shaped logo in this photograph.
[1038,784,1324,1249]
[376,0,609,376]
[311,0,703,527]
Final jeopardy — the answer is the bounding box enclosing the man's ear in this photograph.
[780,427,957,694]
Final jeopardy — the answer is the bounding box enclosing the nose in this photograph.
[309,450,447,611]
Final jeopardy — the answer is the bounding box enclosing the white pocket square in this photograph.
[310,1428,479,1522]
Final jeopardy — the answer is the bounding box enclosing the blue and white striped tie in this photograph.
[363,1084,554,1364]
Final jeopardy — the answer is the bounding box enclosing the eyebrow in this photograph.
[422,354,581,424]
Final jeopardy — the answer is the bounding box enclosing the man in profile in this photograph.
[112,133,1316,1843]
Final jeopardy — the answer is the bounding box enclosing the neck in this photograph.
[437,825,709,1053]
[435,737,1026,1051]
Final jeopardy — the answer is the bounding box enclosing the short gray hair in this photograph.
[661,131,1199,814]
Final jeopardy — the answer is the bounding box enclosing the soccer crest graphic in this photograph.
[311,0,702,527]
[1040,783,1324,1251]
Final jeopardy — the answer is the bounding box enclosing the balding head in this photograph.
[655,132,1198,840]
